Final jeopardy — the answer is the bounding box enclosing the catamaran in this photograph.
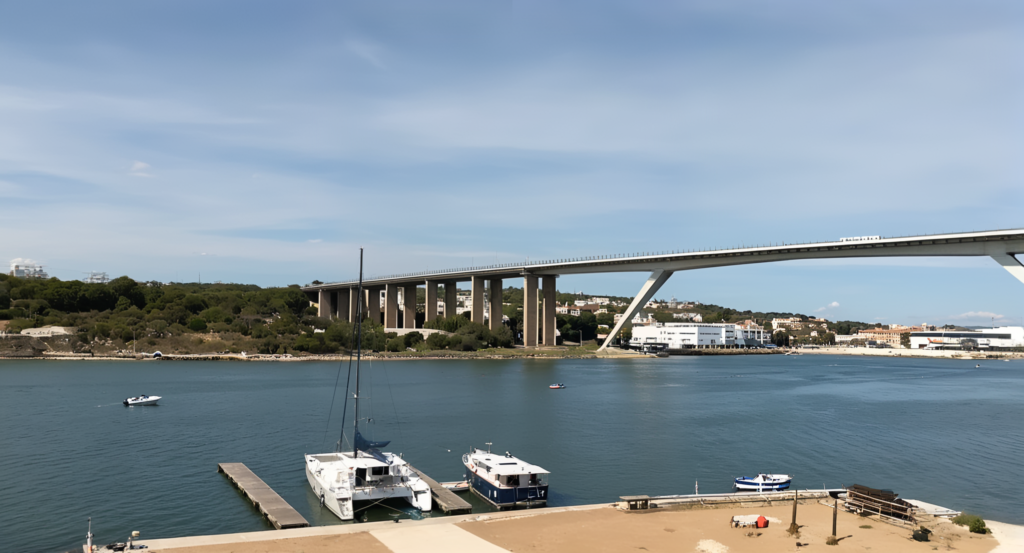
[304,250,432,521]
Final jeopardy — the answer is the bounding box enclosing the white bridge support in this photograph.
[991,253,1024,285]
[597,269,674,351]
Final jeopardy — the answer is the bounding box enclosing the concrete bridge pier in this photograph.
[444,281,458,318]
[385,284,400,328]
[367,287,382,325]
[336,289,349,321]
[348,288,360,322]
[471,276,485,324]
[523,275,538,346]
[402,284,418,329]
[317,289,334,319]
[542,275,557,346]
[425,280,439,323]
[488,279,503,332]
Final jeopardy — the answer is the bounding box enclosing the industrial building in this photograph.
[909,327,1024,350]
[630,322,769,350]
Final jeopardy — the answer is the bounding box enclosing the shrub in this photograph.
[425,332,449,350]
[952,513,988,534]
[403,331,424,347]
[492,325,514,348]
[423,314,471,333]
[454,335,477,351]
[188,317,208,332]
[385,336,405,352]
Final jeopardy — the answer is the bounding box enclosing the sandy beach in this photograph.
[139,501,1013,553]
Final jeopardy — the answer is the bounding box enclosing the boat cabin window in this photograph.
[503,475,520,487]
[356,468,366,484]
[371,466,389,476]
[477,462,492,472]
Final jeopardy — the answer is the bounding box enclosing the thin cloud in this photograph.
[9,257,39,267]
[815,301,840,312]
[948,311,1010,323]
[307,239,323,243]
[129,161,154,178]
[345,40,385,69]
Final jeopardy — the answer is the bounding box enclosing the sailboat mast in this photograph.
[353,248,364,456]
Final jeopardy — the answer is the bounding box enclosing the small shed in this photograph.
[620,495,651,510]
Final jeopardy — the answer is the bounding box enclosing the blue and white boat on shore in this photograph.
[463,446,550,508]
[734,473,792,491]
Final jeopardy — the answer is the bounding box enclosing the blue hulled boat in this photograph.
[463,446,550,508]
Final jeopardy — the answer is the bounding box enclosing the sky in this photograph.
[1,1,1022,326]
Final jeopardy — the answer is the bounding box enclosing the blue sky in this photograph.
[1,1,1022,326]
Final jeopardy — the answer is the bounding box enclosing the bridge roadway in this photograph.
[301,228,1024,350]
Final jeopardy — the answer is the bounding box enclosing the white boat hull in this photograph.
[305,452,432,521]
[124,396,161,406]
[734,473,792,491]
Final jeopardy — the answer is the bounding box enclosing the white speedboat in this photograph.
[304,250,432,521]
[123,395,160,406]
[734,473,792,491]
[549,383,565,389]
[440,480,470,493]
[464,446,549,508]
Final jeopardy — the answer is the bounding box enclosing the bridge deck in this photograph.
[218,462,309,530]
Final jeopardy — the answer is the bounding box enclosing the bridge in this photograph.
[302,228,1024,350]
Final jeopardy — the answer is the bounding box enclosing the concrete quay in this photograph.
[136,503,607,552]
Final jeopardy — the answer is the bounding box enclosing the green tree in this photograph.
[188,317,208,332]
[900,332,910,349]
[385,336,405,352]
[425,332,449,350]
[114,296,133,312]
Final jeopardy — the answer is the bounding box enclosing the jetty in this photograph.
[217,463,309,529]
[406,464,473,515]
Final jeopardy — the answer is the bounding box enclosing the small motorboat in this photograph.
[124,395,161,406]
[734,473,792,491]
[549,384,566,389]
[440,480,470,493]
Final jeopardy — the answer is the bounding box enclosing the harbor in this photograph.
[4,356,1024,552]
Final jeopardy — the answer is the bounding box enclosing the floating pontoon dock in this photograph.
[218,463,309,529]
[406,464,473,515]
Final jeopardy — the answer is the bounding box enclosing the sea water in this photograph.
[2,355,1022,552]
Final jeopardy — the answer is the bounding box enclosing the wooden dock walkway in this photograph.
[406,464,473,515]
[218,463,309,530]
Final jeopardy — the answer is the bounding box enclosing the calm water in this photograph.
[2,355,1023,552]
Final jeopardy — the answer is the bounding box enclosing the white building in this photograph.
[21,326,76,337]
[672,312,702,322]
[910,327,1024,350]
[9,262,48,279]
[631,311,655,325]
[630,322,769,349]
[771,317,803,330]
